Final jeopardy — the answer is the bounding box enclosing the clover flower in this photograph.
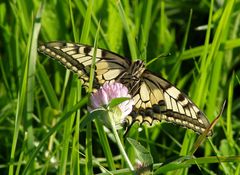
[88,82,134,128]
[88,82,135,170]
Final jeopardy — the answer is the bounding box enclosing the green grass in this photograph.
[1,0,240,174]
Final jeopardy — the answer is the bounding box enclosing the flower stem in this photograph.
[108,112,135,172]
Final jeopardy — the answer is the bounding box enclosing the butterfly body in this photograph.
[38,41,212,135]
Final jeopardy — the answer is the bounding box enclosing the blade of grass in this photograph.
[226,73,234,144]
[176,1,214,174]
[155,156,240,174]
[196,0,235,107]
[69,0,78,42]
[83,5,99,173]
[25,5,43,172]
[9,2,43,175]
[115,0,138,61]
[69,2,82,173]
[80,0,93,43]
[71,103,81,174]
[190,101,225,155]
[74,0,108,47]
[94,119,116,170]
[59,80,78,175]
[36,62,60,109]
[180,38,240,60]
[170,9,192,83]
[138,0,153,61]
[107,1,123,52]
[22,95,88,174]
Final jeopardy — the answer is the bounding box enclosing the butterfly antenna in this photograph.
[146,53,171,67]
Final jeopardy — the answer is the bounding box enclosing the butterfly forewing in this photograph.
[38,41,212,135]
[38,42,130,88]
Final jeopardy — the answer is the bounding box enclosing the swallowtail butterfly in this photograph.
[38,41,212,135]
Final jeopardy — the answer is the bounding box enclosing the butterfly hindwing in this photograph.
[125,71,211,135]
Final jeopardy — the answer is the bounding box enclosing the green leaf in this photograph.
[80,109,107,129]
[108,97,131,109]
[127,138,153,173]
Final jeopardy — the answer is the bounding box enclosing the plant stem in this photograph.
[108,112,135,172]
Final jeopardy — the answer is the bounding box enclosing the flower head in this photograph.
[88,82,134,128]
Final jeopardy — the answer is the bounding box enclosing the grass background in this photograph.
[1,0,240,174]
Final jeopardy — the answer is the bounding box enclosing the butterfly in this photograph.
[38,41,212,136]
